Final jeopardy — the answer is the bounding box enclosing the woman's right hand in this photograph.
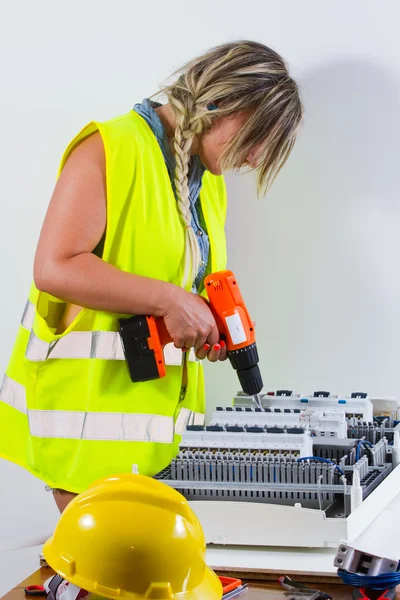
[162,287,220,351]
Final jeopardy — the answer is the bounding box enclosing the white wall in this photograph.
[1,0,400,594]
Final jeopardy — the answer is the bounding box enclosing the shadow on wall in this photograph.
[220,59,400,391]
[227,58,400,263]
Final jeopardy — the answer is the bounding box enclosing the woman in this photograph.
[0,40,302,512]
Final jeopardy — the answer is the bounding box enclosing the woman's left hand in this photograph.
[195,340,228,362]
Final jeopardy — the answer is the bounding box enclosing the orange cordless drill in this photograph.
[118,270,263,396]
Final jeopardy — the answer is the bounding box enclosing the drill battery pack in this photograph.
[118,315,166,382]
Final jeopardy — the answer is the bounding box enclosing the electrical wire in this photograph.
[355,439,373,462]
[296,456,345,476]
[337,568,400,591]
[355,441,363,462]
[373,416,387,423]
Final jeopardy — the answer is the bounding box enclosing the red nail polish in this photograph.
[220,340,226,348]
[204,344,210,350]
[213,344,221,351]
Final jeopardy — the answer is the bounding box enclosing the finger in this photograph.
[195,343,210,360]
[173,339,185,349]
[183,335,197,350]
[207,343,221,363]
[219,340,228,361]
[207,326,220,348]
[194,334,209,352]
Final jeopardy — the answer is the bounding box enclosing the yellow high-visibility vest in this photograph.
[0,111,227,493]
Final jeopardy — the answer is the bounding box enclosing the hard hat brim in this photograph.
[190,565,223,599]
[43,536,223,599]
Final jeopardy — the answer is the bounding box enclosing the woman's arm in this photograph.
[33,132,219,350]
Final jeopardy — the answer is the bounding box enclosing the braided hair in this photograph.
[160,40,303,290]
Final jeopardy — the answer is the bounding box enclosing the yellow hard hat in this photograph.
[43,474,222,600]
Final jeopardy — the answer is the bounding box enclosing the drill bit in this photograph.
[253,393,262,409]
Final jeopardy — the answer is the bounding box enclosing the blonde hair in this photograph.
[160,40,303,290]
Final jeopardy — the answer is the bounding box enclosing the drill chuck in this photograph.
[238,364,264,396]
[228,343,263,395]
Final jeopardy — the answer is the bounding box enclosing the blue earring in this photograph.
[207,103,218,111]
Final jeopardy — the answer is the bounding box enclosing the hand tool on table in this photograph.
[279,576,332,600]
[24,586,46,597]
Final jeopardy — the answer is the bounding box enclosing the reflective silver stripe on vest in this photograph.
[0,375,200,441]
[28,409,174,442]
[0,375,27,413]
[26,330,126,361]
[21,301,198,364]
[175,408,192,435]
[21,300,35,330]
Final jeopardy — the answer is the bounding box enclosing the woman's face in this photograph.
[197,109,261,175]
